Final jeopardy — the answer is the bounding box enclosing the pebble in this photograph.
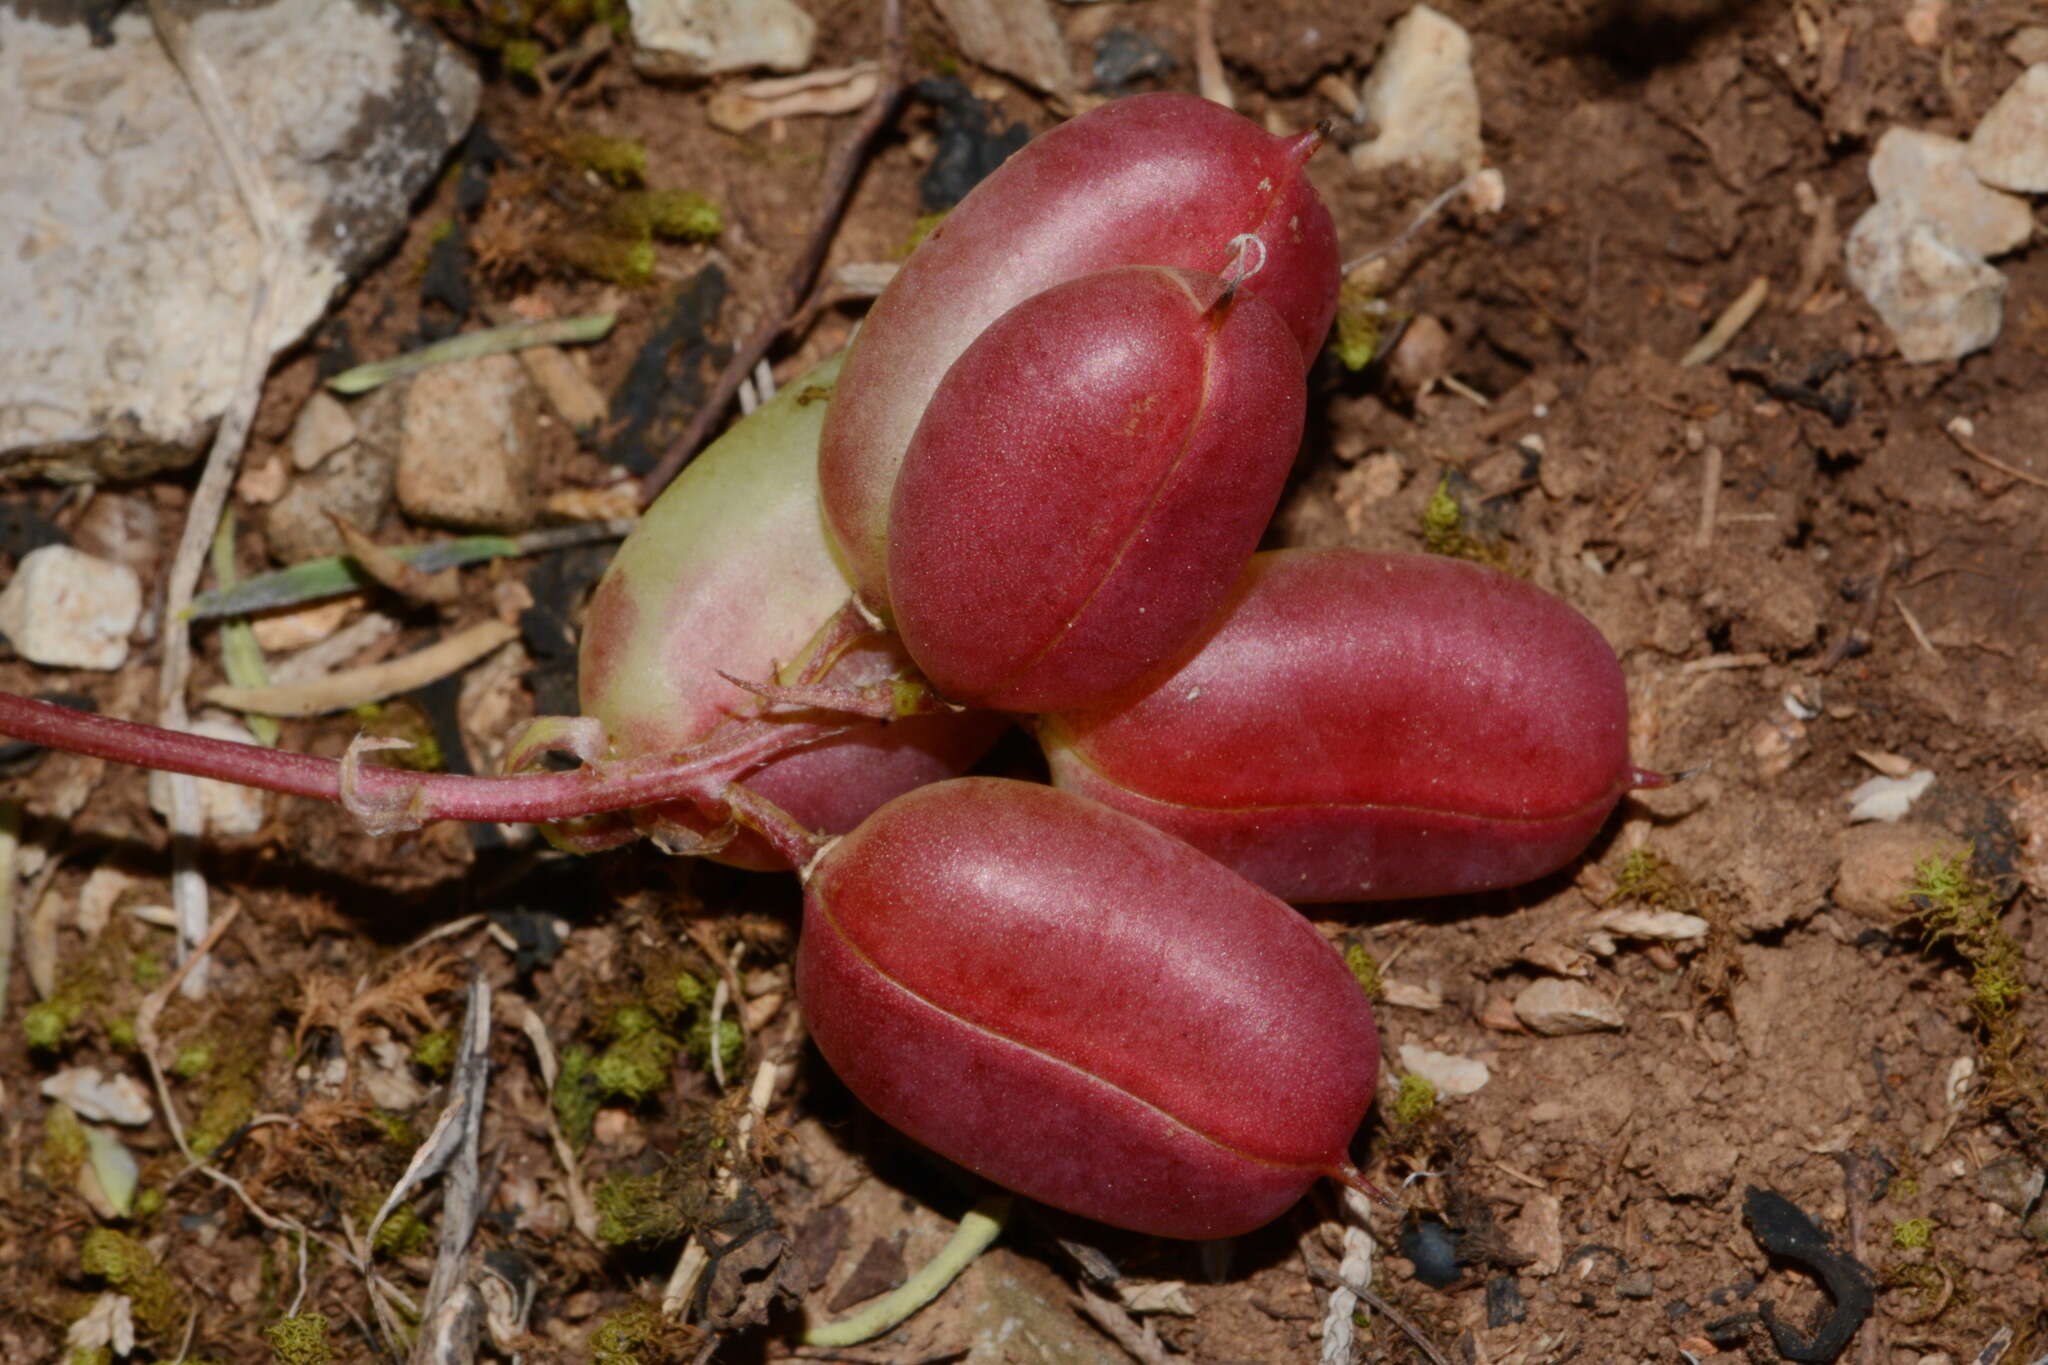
[1868,127,2032,259]
[1902,0,1944,47]
[1397,1043,1491,1095]
[265,382,400,562]
[41,1067,153,1126]
[396,352,543,531]
[0,545,142,670]
[249,597,358,653]
[70,493,163,584]
[1512,978,1625,1035]
[1976,1155,2045,1218]
[1351,5,1483,177]
[147,713,269,836]
[1832,822,1958,920]
[0,1,476,480]
[1844,199,2006,363]
[1845,767,1937,823]
[1969,64,2048,193]
[2009,28,2048,66]
[628,0,815,78]
[289,390,358,472]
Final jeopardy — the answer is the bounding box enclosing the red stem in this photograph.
[0,690,825,825]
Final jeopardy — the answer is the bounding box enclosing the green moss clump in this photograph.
[1332,282,1392,371]
[594,1171,692,1247]
[556,132,647,186]
[1904,854,2024,1021]
[133,1186,165,1220]
[1611,848,1687,907]
[1891,1217,1934,1249]
[130,952,167,989]
[370,1110,421,1151]
[501,37,543,78]
[595,1027,679,1102]
[1345,943,1385,1001]
[555,1044,601,1149]
[1391,1073,1438,1126]
[612,190,722,242]
[79,1229,186,1337]
[188,1076,258,1159]
[372,1201,433,1258]
[412,1029,458,1078]
[24,997,84,1052]
[558,234,657,286]
[1419,475,1510,568]
[350,702,443,772]
[65,1349,112,1365]
[684,1012,743,1075]
[104,1016,138,1052]
[263,1312,332,1365]
[171,1042,215,1079]
[43,1103,89,1187]
[589,1301,696,1364]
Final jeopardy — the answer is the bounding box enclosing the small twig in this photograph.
[1694,443,1724,548]
[1074,1281,1170,1365]
[0,802,18,1016]
[1893,594,1943,663]
[1681,276,1769,367]
[1679,652,1772,674]
[514,1001,600,1241]
[1318,1188,1377,1365]
[639,0,908,505]
[327,313,615,395]
[1343,171,1494,274]
[1304,1262,1453,1365]
[1811,540,1898,675]
[203,619,518,717]
[1192,0,1234,109]
[1943,419,2048,492]
[147,0,290,998]
[410,975,494,1365]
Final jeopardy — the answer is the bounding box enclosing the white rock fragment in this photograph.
[148,714,269,836]
[628,0,815,78]
[1969,63,2048,193]
[290,391,359,472]
[1397,1044,1491,1095]
[1846,768,1936,823]
[1589,908,1711,942]
[1512,978,1625,1035]
[1844,199,2006,363]
[1869,128,2032,258]
[0,1,478,480]
[1352,5,1483,177]
[66,1293,135,1359]
[396,353,543,531]
[41,1067,154,1126]
[933,0,1076,98]
[1381,978,1444,1011]
[76,867,138,937]
[0,545,143,670]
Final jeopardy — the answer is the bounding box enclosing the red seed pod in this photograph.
[887,266,1306,713]
[795,777,1381,1239]
[578,356,1004,869]
[821,92,1340,612]
[1041,550,1657,902]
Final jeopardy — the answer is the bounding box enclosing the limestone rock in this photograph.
[629,0,815,78]
[934,0,1076,98]
[0,1,478,480]
[1832,822,1959,921]
[0,545,142,670]
[1351,5,1482,177]
[396,354,543,531]
[1397,1044,1490,1095]
[1513,978,1624,1035]
[1844,198,2005,363]
[1869,128,2032,258]
[290,391,358,473]
[1969,63,2048,193]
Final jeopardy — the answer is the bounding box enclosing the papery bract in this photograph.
[579,356,1004,869]
[795,777,1380,1238]
[1041,550,1651,902]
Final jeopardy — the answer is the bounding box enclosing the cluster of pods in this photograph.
[582,94,1655,1238]
[0,94,1657,1241]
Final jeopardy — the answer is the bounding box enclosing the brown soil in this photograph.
[3,1,2046,1362]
